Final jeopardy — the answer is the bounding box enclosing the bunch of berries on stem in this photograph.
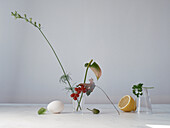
[70,84,87,100]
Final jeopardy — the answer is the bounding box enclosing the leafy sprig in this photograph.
[132,83,143,98]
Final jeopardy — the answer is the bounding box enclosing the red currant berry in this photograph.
[81,86,84,90]
[75,88,79,91]
[77,91,81,94]
[73,97,77,100]
[70,93,75,97]
[75,94,79,97]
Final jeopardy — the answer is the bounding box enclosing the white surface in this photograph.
[0,104,170,128]
[1,0,170,104]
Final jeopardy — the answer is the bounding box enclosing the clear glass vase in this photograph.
[72,95,85,113]
[136,87,152,114]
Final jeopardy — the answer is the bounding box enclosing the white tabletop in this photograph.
[0,104,170,128]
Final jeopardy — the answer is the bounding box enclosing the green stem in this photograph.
[87,108,92,111]
[38,28,74,93]
[76,59,93,111]
[83,59,93,83]
[96,86,120,115]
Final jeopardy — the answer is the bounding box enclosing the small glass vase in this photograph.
[136,87,152,114]
[72,95,85,113]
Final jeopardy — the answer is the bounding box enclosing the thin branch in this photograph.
[96,86,120,115]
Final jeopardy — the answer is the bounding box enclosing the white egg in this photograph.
[47,100,64,114]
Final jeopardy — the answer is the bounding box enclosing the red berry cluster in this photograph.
[70,84,87,100]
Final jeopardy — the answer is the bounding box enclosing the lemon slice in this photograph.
[118,95,136,112]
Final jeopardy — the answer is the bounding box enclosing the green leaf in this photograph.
[138,88,142,92]
[38,107,46,115]
[137,93,139,96]
[84,63,88,67]
[89,62,102,80]
[138,83,143,87]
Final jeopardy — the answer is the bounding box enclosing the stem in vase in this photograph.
[76,59,93,111]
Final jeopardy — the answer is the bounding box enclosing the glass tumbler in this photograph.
[136,87,153,114]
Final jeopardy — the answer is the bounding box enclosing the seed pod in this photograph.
[15,11,17,15]
[18,14,21,18]
[87,108,100,114]
[29,18,32,23]
[34,22,37,26]
[11,12,14,16]
[92,108,100,114]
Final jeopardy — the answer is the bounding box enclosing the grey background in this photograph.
[0,0,170,104]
